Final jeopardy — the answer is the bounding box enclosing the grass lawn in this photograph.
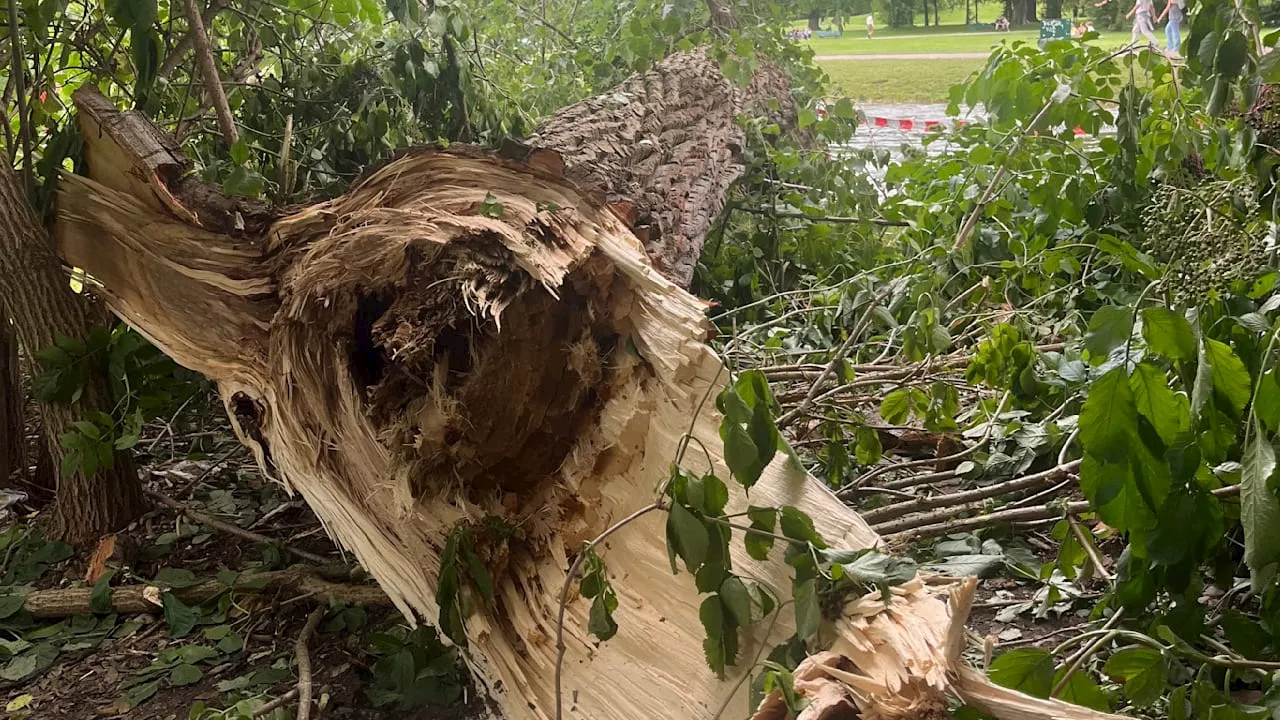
[820,57,985,104]
[805,31,1040,55]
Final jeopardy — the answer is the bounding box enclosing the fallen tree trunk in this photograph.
[55,58,1121,720]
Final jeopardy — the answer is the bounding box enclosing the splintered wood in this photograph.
[56,88,1123,720]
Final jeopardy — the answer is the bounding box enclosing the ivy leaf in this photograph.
[667,502,708,573]
[988,648,1054,698]
[793,578,820,640]
[1141,307,1196,361]
[1079,367,1137,462]
[461,544,493,605]
[90,570,115,614]
[1204,339,1251,415]
[1103,646,1169,706]
[1084,305,1134,362]
[1241,426,1280,587]
[745,506,776,561]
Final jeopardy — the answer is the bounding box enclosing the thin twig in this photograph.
[864,460,1081,526]
[183,0,239,146]
[295,604,325,720]
[1067,514,1111,581]
[158,0,231,79]
[735,206,908,227]
[1051,608,1126,697]
[778,290,886,428]
[7,0,32,191]
[145,489,331,564]
[554,501,665,720]
[252,688,299,718]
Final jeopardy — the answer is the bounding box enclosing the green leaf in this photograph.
[162,592,197,638]
[1241,426,1280,587]
[854,425,883,465]
[169,663,203,686]
[1103,646,1169,706]
[778,506,824,547]
[1255,370,1280,433]
[833,98,855,119]
[880,389,912,424]
[839,551,919,599]
[667,502,708,572]
[1204,339,1251,415]
[699,595,727,677]
[1142,307,1196,361]
[1053,668,1112,711]
[154,567,199,588]
[1084,305,1134,361]
[1079,367,1137,462]
[745,506,776,561]
[1215,31,1249,80]
[988,648,1054,698]
[587,591,618,641]
[90,570,115,614]
[721,422,760,488]
[229,140,250,166]
[793,578,820,640]
[0,592,26,619]
[1130,363,1185,446]
[461,544,493,605]
[0,653,38,682]
[477,192,505,219]
[720,576,752,627]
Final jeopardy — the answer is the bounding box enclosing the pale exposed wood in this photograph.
[55,67,1123,720]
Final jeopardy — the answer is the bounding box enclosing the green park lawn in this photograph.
[820,57,984,103]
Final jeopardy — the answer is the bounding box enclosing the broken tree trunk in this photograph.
[56,58,1122,720]
[0,164,145,543]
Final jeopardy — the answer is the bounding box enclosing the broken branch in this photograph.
[145,489,332,565]
[21,569,390,618]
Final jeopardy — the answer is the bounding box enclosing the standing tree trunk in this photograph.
[0,318,24,487]
[0,166,144,543]
[808,7,822,29]
[55,55,1124,720]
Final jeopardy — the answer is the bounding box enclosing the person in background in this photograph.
[866,13,875,38]
[1156,0,1185,55]
[1126,0,1162,50]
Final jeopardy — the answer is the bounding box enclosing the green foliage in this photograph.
[434,517,517,648]
[365,626,465,709]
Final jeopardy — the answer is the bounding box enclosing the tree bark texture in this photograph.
[54,60,1122,720]
[526,49,793,289]
[0,318,24,487]
[0,165,144,543]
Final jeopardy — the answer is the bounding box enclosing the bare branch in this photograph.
[182,0,239,146]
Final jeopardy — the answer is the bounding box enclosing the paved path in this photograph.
[815,52,992,60]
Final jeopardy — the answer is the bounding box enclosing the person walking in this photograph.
[1156,0,1185,55]
[1127,0,1162,50]
[866,13,875,39]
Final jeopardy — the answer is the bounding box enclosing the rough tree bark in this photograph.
[0,319,24,486]
[55,56,1123,720]
[0,166,145,543]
